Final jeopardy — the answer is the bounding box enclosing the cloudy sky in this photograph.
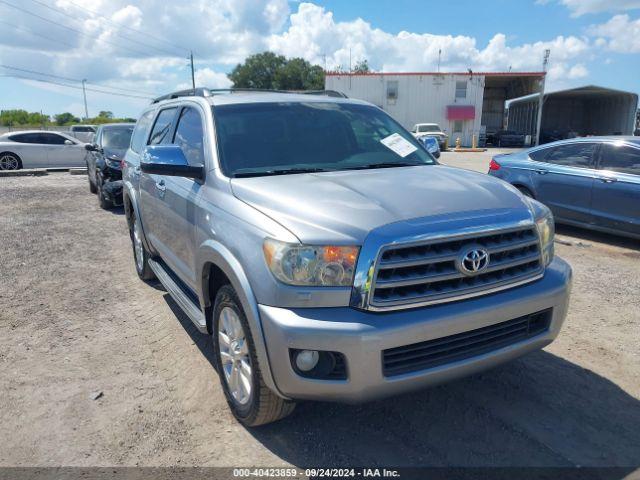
[0,0,639,118]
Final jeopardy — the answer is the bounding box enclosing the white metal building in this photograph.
[325,72,544,146]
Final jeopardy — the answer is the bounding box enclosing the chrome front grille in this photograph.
[369,226,543,310]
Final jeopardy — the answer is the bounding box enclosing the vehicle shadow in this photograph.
[556,224,639,252]
[163,295,640,470]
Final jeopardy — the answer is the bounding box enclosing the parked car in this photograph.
[123,88,571,426]
[488,137,640,239]
[489,130,525,147]
[69,125,96,143]
[419,135,440,158]
[411,123,448,149]
[540,129,579,145]
[86,123,135,209]
[0,130,88,170]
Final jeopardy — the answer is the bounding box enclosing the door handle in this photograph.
[535,169,549,175]
[598,177,617,183]
[155,179,166,191]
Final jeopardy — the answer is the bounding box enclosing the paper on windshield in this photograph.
[380,133,418,158]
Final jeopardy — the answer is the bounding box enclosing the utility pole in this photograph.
[190,51,195,91]
[437,49,441,73]
[81,79,89,120]
[535,49,550,146]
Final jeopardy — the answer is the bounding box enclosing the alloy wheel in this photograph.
[217,307,253,405]
[0,154,19,170]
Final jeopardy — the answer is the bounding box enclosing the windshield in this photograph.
[214,102,435,177]
[101,126,134,149]
[418,125,441,133]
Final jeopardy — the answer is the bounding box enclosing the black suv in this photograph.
[86,123,135,209]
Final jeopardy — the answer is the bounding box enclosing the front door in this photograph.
[43,133,86,167]
[591,142,640,236]
[530,142,598,225]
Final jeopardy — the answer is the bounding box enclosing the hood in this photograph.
[230,165,533,244]
[103,147,127,160]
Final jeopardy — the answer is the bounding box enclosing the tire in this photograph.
[97,176,114,210]
[516,186,534,198]
[0,152,22,170]
[129,210,156,281]
[212,285,295,427]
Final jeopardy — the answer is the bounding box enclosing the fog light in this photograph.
[295,350,319,372]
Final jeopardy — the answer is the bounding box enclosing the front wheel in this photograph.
[97,175,114,210]
[213,285,295,426]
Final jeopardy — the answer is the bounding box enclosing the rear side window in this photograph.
[40,133,69,145]
[148,108,177,146]
[529,149,549,161]
[173,107,205,166]
[130,110,155,153]
[600,144,640,175]
[8,133,39,144]
[543,143,596,168]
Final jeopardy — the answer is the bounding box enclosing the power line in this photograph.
[0,0,157,58]
[63,0,191,56]
[1,73,153,100]
[0,64,156,96]
[27,0,185,58]
[0,18,78,50]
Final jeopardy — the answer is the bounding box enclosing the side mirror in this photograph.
[85,143,98,151]
[140,145,204,180]
[64,139,74,145]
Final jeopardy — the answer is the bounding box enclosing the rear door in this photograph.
[591,142,640,236]
[529,142,598,225]
[138,106,179,262]
[5,133,49,168]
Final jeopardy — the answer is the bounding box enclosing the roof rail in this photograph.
[151,88,348,104]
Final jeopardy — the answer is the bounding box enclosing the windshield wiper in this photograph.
[341,162,427,171]
[233,167,327,178]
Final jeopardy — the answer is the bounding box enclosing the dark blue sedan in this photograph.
[488,137,640,239]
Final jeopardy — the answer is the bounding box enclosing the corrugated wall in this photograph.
[325,74,485,146]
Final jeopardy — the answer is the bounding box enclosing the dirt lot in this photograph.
[1,165,639,468]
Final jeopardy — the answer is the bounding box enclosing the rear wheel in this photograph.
[129,211,155,281]
[213,285,295,426]
[0,153,21,170]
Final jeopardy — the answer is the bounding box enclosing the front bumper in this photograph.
[103,179,123,205]
[259,257,571,403]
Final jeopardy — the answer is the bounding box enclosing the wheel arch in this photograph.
[197,240,285,399]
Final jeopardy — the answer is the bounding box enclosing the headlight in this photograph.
[526,198,555,266]
[263,238,359,287]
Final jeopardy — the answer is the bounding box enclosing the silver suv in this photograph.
[123,88,572,426]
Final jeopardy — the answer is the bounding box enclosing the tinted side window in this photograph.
[173,107,205,166]
[600,144,640,175]
[41,133,68,145]
[544,143,596,168]
[8,133,34,143]
[131,110,155,153]
[148,108,177,146]
[529,149,549,161]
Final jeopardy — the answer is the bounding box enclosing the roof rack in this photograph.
[151,88,347,104]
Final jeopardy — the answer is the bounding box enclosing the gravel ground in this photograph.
[1,169,639,468]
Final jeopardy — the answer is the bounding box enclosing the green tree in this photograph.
[97,110,114,119]
[54,112,80,125]
[228,51,325,91]
[353,59,370,73]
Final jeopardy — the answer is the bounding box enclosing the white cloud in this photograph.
[176,67,233,90]
[539,0,640,16]
[267,3,589,85]
[589,14,640,53]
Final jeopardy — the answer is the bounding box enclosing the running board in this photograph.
[148,258,208,333]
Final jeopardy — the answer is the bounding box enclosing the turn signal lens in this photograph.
[263,239,360,287]
[489,159,501,171]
